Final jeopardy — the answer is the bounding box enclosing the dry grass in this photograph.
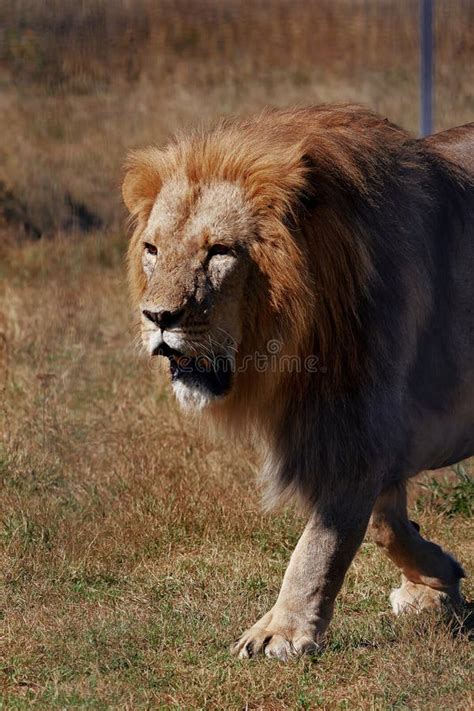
[1,2,473,708]
[0,233,472,709]
[0,0,473,234]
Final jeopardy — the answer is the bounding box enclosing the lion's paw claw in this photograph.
[231,624,320,661]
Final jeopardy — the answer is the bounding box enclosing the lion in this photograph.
[123,105,473,660]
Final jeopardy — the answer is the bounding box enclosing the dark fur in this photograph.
[271,114,474,504]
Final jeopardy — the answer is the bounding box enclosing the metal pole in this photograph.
[420,0,434,136]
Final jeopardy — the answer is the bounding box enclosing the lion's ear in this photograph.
[122,148,163,220]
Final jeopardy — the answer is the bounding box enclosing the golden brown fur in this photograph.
[124,107,392,428]
[123,105,473,659]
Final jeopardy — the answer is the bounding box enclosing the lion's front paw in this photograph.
[231,610,321,661]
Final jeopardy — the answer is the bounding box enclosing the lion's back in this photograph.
[424,123,474,175]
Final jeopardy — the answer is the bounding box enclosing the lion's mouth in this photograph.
[152,341,233,397]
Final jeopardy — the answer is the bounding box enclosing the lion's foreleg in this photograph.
[232,489,375,660]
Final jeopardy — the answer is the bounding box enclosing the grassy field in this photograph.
[1,1,473,708]
[0,233,472,710]
[1,0,473,236]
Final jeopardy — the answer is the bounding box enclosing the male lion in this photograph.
[123,105,473,660]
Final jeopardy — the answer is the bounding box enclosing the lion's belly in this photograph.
[405,379,474,474]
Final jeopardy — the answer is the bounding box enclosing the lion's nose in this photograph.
[142,307,186,330]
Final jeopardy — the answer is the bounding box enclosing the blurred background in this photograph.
[0,0,473,239]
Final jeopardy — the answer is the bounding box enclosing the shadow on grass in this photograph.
[446,600,474,641]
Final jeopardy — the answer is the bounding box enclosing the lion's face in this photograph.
[137,178,255,410]
[125,122,320,416]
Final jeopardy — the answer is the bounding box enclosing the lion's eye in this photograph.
[144,242,157,256]
[208,243,232,258]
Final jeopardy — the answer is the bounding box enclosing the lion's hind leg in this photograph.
[370,482,465,614]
